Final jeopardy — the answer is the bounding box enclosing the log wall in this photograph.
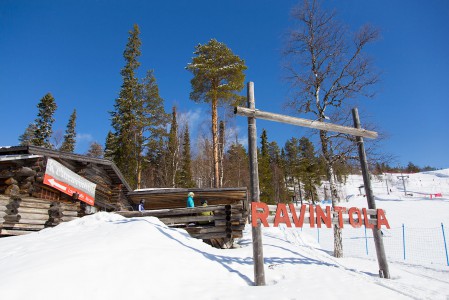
[0,194,79,236]
[115,204,248,240]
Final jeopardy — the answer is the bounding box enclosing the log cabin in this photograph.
[0,146,249,246]
[0,145,132,236]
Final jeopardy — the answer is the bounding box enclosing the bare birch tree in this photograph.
[284,0,380,257]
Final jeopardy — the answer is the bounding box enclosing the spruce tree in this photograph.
[110,24,141,187]
[104,131,116,160]
[110,25,168,189]
[167,107,179,187]
[31,93,57,148]
[19,123,37,146]
[177,125,195,188]
[186,39,247,188]
[135,70,168,188]
[268,141,289,203]
[298,137,322,203]
[60,109,77,152]
[258,129,274,204]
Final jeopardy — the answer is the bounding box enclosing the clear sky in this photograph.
[1,0,448,169]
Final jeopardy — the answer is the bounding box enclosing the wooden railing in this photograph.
[115,204,248,240]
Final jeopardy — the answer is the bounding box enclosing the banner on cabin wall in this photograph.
[44,158,96,206]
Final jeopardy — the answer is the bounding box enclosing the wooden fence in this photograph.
[115,204,247,240]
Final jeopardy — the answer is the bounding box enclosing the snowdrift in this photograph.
[1,170,449,299]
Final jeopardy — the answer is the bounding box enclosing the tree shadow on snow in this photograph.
[111,218,350,285]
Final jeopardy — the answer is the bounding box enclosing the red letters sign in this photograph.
[251,202,390,229]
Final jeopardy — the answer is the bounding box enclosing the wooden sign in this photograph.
[44,158,96,205]
[251,202,390,229]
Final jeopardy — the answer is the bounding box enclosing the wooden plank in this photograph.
[16,207,49,215]
[61,210,78,217]
[15,218,47,225]
[19,197,53,205]
[17,213,49,220]
[189,232,231,240]
[17,202,51,209]
[215,219,246,227]
[185,226,232,235]
[115,205,226,218]
[3,215,20,222]
[0,229,34,236]
[235,106,378,139]
[2,223,45,230]
[159,215,224,225]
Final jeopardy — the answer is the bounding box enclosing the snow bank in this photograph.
[0,171,449,299]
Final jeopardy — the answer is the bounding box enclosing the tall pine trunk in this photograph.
[219,121,225,188]
[212,98,219,188]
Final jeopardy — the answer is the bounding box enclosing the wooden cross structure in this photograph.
[235,82,390,286]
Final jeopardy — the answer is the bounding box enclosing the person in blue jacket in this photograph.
[187,192,195,208]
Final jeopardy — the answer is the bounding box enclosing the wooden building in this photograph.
[123,187,249,246]
[0,146,249,245]
[0,146,132,236]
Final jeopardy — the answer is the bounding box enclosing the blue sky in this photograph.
[1,0,448,168]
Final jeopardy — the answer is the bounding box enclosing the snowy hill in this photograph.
[0,170,448,300]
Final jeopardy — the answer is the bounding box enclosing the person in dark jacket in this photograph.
[138,199,145,212]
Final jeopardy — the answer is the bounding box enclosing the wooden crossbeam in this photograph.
[234,106,378,139]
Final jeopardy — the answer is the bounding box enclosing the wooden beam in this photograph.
[353,107,390,279]
[189,232,231,240]
[235,106,378,139]
[246,82,266,286]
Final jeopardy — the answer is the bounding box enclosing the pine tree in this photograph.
[86,142,104,158]
[31,93,57,148]
[104,131,116,161]
[109,25,168,189]
[268,141,289,203]
[186,39,247,188]
[298,137,322,203]
[60,109,77,152]
[218,120,225,187]
[167,107,179,187]
[135,70,168,188]
[19,123,37,146]
[406,162,420,173]
[223,140,249,188]
[177,125,195,188]
[258,129,274,204]
[110,24,141,187]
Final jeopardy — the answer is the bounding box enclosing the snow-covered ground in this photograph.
[0,170,448,299]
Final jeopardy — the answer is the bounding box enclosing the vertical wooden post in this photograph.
[247,82,266,286]
[352,108,391,279]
